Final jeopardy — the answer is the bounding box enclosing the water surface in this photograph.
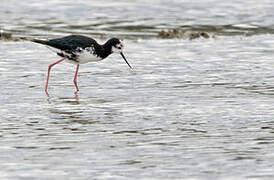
[1,0,274,179]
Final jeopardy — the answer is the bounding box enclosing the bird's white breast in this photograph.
[77,48,103,64]
[64,46,103,64]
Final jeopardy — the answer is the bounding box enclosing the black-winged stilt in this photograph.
[26,35,132,95]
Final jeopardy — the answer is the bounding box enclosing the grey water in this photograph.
[1,0,274,179]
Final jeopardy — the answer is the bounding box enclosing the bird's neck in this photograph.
[100,41,113,59]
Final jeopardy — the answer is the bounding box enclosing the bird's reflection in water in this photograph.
[46,93,80,105]
[47,94,119,128]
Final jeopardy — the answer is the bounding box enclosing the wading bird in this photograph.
[27,35,132,95]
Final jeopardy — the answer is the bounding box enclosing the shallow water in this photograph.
[1,0,274,179]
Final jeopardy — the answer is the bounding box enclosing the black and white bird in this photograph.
[26,35,132,95]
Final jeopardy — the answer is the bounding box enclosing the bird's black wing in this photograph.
[45,35,98,51]
[29,35,102,60]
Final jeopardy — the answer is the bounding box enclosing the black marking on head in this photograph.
[108,38,121,45]
[106,38,123,49]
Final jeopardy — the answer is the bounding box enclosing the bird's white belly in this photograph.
[77,51,103,64]
[64,49,103,64]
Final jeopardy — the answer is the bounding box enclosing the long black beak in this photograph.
[120,52,132,69]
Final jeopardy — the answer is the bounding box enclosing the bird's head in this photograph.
[109,38,124,53]
[107,38,132,69]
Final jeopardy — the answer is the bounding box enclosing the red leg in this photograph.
[74,64,80,92]
[45,57,66,95]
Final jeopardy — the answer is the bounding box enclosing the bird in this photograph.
[25,35,132,95]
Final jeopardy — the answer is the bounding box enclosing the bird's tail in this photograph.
[20,37,62,54]
[20,37,49,45]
